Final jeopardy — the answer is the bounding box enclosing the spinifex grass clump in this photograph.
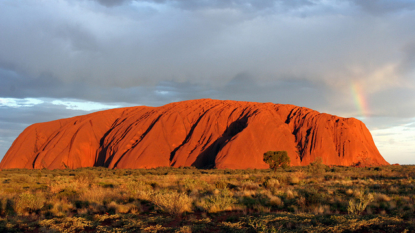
[15,193,45,215]
[152,191,192,216]
[197,189,236,213]
[347,191,374,215]
[0,165,414,232]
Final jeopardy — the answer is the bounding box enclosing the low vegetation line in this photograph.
[0,165,414,232]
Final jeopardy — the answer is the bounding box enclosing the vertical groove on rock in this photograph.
[169,105,217,165]
[112,114,163,168]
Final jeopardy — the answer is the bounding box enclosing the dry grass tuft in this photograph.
[264,178,279,188]
[346,189,354,195]
[375,193,391,202]
[285,190,295,199]
[196,189,235,213]
[269,196,283,207]
[152,191,192,215]
[15,192,45,215]
[289,175,300,185]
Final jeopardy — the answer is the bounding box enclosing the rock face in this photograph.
[0,99,389,169]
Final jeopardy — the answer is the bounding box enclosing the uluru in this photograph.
[0,99,389,169]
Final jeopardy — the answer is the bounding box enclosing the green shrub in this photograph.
[264,178,279,188]
[56,188,79,201]
[15,193,45,214]
[241,181,259,190]
[4,199,15,216]
[183,178,197,190]
[302,188,325,205]
[74,200,89,209]
[0,199,3,215]
[149,182,159,189]
[348,192,374,215]
[274,174,289,184]
[199,189,236,213]
[74,172,95,186]
[215,180,228,189]
[241,196,258,208]
[183,178,209,191]
[263,151,290,172]
[127,181,151,196]
[3,199,16,216]
[308,157,327,174]
[12,175,31,183]
[98,182,115,188]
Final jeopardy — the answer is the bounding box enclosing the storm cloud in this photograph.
[0,0,415,163]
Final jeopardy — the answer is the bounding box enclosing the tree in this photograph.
[308,157,327,173]
[263,151,290,172]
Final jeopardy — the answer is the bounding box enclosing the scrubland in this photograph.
[0,164,414,232]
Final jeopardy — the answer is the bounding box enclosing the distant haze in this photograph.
[0,0,414,164]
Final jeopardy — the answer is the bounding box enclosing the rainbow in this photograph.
[351,81,369,118]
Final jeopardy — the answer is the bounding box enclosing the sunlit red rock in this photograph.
[0,99,389,169]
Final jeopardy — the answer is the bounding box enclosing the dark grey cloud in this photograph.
[0,65,332,112]
[95,0,314,11]
[152,0,279,11]
[96,0,415,16]
[2,57,415,122]
[399,42,415,76]
[218,73,331,110]
[94,0,131,7]
[1,0,415,163]
[1,0,414,89]
[369,87,415,118]
[352,0,415,15]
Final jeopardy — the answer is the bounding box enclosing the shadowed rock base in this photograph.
[0,99,389,169]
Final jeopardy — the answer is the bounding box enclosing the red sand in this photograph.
[0,99,389,169]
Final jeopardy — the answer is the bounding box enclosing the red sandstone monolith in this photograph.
[0,99,389,169]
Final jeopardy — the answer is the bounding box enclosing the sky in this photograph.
[0,0,414,164]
